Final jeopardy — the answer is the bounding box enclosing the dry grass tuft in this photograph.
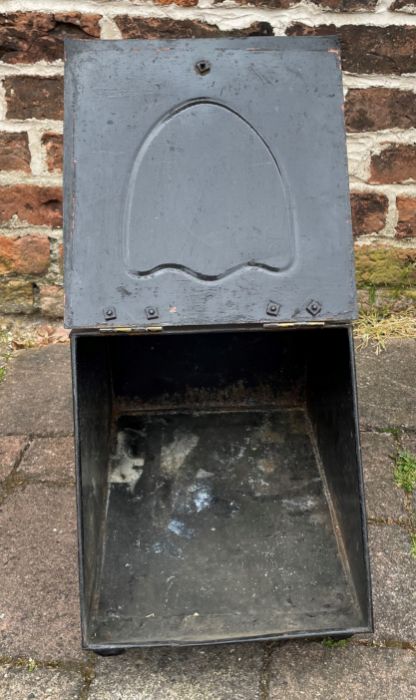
[354,308,416,354]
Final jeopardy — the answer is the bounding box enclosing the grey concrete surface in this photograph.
[18,437,75,482]
[356,339,416,430]
[0,345,73,436]
[369,524,416,643]
[0,663,83,700]
[361,431,407,521]
[269,643,416,699]
[0,483,83,662]
[90,645,264,700]
[0,436,27,480]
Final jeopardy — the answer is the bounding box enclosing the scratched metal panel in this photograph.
[64,37,356,329]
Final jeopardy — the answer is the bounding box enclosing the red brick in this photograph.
[286,24,416,74]
[350,192,388,237]
[395,197,416,239]
[370,144,416,185]
[0,132,31,172]
[38,284,64,318]
[41,133,63,173]
[0,185,62,228]
[0,235,50,275]
[0,12,101,64]
[4,76,63,120]
[345,88,416,132]
[114,17,273,39]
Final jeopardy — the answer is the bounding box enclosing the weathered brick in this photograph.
[0,235,50,275]
[58,242,64,274]
[345,88,416,132]
[41,133,63,173]
[0,132,30,172]
[4,76,63,120]
[0,279,34,314]
[38,284,64,318]
[370,144,416,185]
[350,192,388,236]
[114,17,273,39]
[0,12,101,64]
[396,197,416,239]
[0,185,62,228]
[390,0,416,9]
[286,24,416,74]
[355,245,416,287]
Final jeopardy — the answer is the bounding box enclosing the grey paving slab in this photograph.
[0,662,82,700]
[356,339,416,430]
[90,644,264,700]
[18,437,75,482]
[369,524,416,643]
[361,431,406,521]
[0,483,85,661]
[269,642,416,699]
[0,345,73,437]
[0,436,27,480]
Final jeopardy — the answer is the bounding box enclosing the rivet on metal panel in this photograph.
[195,60,211,75]
[266,301,281,317]
[145,306,159,320]
[103,306,117,321]
[306,300,322,317]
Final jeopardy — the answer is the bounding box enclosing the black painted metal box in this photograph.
[64,37,372,652]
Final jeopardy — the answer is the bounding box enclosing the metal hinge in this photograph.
[263,321,326,328]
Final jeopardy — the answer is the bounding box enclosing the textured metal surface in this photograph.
[64,37,356,330]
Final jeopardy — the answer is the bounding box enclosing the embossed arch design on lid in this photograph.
[123,99,295,281]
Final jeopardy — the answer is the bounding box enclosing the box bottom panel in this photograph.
[90,408,363,645]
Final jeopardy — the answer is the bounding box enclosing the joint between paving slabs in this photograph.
[0,654,97,699]
[258,641,276,700]
[361,426,416,440]
[0,435,75,506]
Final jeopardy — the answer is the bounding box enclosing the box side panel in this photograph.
[72,335,113,643]
[306,327,372,629]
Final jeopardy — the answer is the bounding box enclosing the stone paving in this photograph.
[0,340,415,699]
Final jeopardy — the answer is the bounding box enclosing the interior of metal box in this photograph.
[72,327,370,647]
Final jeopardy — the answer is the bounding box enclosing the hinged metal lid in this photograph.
[64,37,356,330]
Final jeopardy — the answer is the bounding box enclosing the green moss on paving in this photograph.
[410,534,416,559]
[322,638,349,649]
[394,450,416,493]
[355,246,416,288]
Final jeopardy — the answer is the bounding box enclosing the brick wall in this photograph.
[0,1,415,319]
